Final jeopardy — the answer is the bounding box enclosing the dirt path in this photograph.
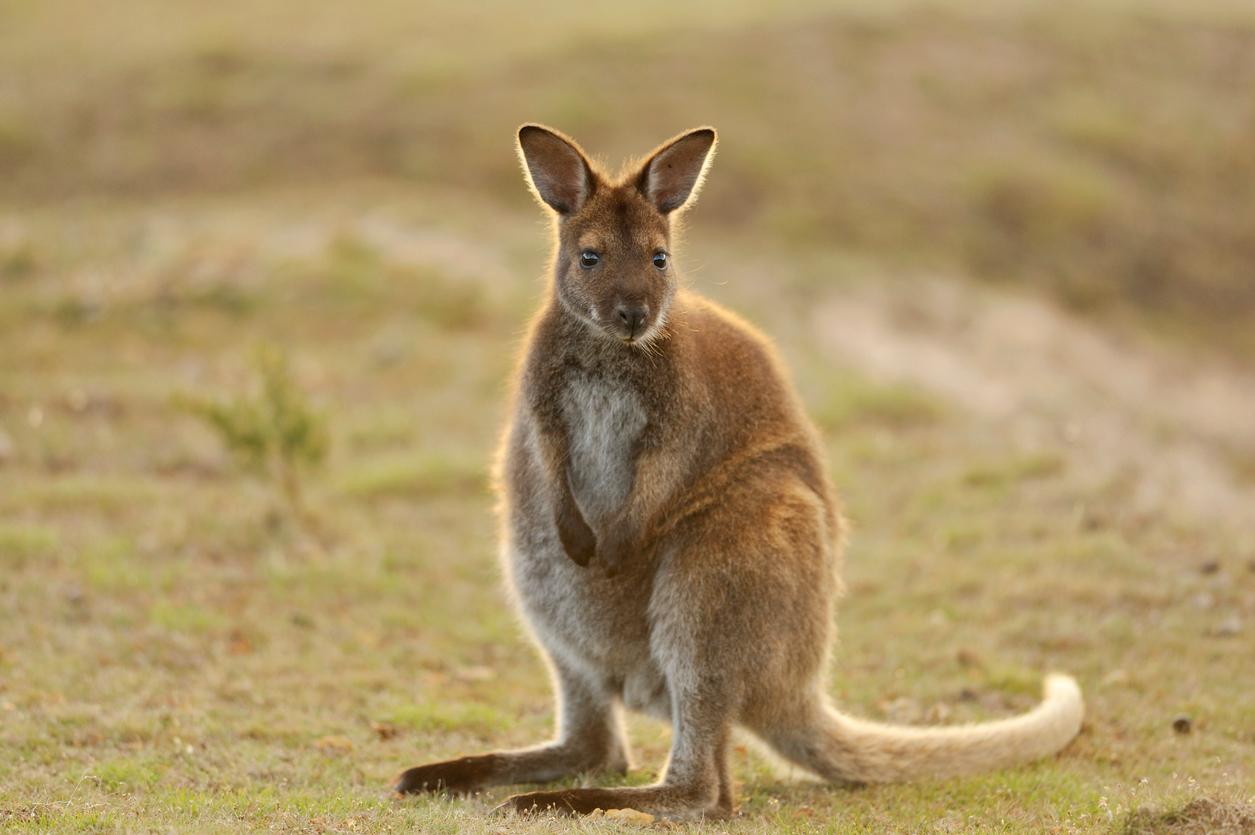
[811,275,1255,529]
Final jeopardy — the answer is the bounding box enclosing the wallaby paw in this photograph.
[392,755,498,796]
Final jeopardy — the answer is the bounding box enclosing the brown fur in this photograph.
[394,125,1084,820]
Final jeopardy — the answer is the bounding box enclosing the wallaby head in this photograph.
[516,124,716,346]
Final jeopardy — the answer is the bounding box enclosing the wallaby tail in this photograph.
[767,674,1083,783]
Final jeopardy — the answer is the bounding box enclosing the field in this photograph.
[1,1,1253,832]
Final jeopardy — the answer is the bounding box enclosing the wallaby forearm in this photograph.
[532,427,597,566]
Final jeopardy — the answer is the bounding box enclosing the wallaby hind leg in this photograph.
[495,687,732,819]
[496,476,834,818]
[394,655,629,795]
[496,515,761,819]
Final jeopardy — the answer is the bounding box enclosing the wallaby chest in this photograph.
[559,369,646,527]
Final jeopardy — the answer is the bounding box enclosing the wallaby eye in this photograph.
[579,250,600,269]
[653,251,669,270]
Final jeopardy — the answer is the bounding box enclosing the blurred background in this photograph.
[2,1,1253,831]
[5,0,1255,354]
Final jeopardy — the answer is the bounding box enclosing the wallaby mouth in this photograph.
[620,316,666,349]
[611,302,649,343]
[617,327,647,345]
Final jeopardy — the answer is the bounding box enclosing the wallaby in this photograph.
[394,125,1084,820]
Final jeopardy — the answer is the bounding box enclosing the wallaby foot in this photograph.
[394,740,627,796]
[394,754,503,795]
[494,780,729,821]
[494,684,733,820]
[396,656,630,796]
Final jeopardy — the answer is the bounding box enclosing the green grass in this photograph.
[385,703,512,737]
[812,378,945,432]
[0,523,60,567]
[335,450,487,502]
[91,757,167,793]
[1,1,1252,832]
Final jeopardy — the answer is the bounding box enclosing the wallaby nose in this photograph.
[615,305,648,338]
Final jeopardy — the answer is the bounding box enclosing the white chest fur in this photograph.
[560,371,647,526]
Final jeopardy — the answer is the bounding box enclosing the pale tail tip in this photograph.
[1044,672,1085,736]
[1044,672,1082,699]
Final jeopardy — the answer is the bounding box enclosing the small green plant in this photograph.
[1,238,39,280]
[177,347,328,519]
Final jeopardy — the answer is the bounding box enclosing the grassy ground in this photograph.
[2,2,1254,832]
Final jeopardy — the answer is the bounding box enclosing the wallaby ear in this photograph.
[637,127,717,214]
[516,124,595,215]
